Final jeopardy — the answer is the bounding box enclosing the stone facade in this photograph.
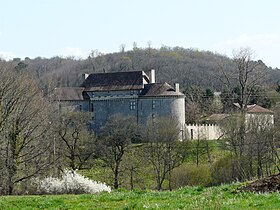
[54,70,186,136]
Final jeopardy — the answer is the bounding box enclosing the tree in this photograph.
[184,86,217,123]
[144,117,187,190]
[97,114,140,189]
[54,109,96,171]
[217,48,269,180]
[121,145,146,190]
[0,63,52,195]
[218,48,265,112]
[219,112,278,181]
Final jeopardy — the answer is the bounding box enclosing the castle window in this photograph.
[130,101,136,110]
[91,103,94,112]
[152,100,156,109]
[79,104,82,111]
[130,90,136,95]
[152,113,156,123]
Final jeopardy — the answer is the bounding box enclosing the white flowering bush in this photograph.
[35,170,111,194]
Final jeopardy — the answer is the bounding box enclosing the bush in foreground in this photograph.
[171,164,212,188]
[35,170,111,194]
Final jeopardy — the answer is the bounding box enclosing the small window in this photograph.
[190,129,194,140]
[152,113,156,123]
[91,103,94,112]
[79,104,82,111]
[130,101,136,110]
[130,90,135,95]
[152,100,156,109]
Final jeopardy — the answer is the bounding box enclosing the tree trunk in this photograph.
[196,139,200,166]
[130,166,134,190]
[156,169,162,190]
[206,141,213,172]
[114,162,120,190]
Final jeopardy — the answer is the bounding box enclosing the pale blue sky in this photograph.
[1,0,280,67]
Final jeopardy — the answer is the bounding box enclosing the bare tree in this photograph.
[218,48,265,112]
[121,145,146,190]
[217,48,269,180]
[0,63,52,195]
[97,114,140,190]
[219,111,278,181]
[144,117,187,190]
[55,109,96,171]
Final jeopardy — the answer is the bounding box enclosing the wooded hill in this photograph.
[5,46,280,93]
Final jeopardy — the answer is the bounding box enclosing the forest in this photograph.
[6,46,280,93]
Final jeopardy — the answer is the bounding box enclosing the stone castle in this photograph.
[54,70,186,136]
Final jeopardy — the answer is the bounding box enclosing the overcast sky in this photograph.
[1,0,280,68]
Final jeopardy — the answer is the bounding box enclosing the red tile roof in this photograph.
[233,103,273,114]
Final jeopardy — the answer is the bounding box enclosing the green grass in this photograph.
[0,183,279,210]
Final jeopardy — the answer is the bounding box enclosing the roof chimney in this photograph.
[150,69,155,84]
[82,73,89,80]
[174,83,180,92]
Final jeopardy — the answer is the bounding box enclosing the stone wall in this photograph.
[185,124,222,140]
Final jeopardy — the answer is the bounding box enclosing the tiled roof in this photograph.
[233,103,273,114]
[246,104,273,114]
[81,71,149,91]
[53,87,84,101]
[206,114,231,122]
[140,83,184,97]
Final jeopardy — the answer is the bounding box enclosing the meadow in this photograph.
[0,183,279,210]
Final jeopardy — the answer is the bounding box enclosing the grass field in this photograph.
[0,183,279,210]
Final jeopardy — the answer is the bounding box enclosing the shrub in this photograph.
[211,155,234,185]
[211,155,253,185]
[35,170,111,194]
[171,164,212,188]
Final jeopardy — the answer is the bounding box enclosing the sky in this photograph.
[0,0,280,68]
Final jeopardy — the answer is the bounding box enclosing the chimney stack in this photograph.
[82,73,89,80]
[150,69,155,84]
[175,83,180,92]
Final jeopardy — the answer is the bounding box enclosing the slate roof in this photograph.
[140,83,184,97]
[233,103,273,114]
[81,71,149,91]
[53,87,84,101]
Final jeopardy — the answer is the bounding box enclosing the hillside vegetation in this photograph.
[5,46,280,93]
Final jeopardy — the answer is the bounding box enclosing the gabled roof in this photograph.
[53,87,84,101]
[206,114,231,122]
[233,103,273,114]
[246,104,273,114]
[81,71,149,91]
[139,83,184,97]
